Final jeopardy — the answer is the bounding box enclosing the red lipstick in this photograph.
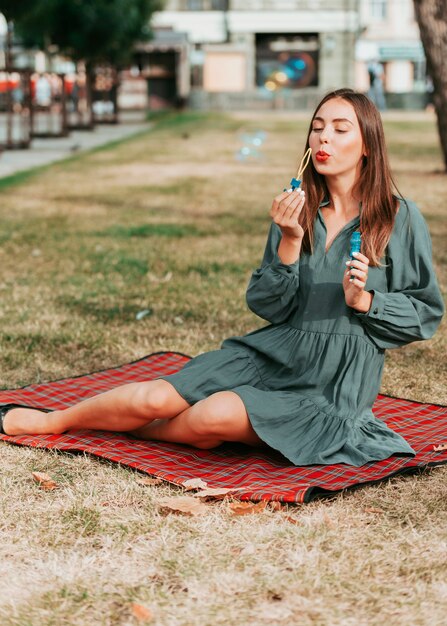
[316,150,330,162]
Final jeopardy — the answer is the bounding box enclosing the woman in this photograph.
[1,89,444,466]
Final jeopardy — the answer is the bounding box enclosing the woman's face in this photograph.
[308,98,366,180]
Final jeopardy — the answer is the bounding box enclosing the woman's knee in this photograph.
[130,380,189,418]
[191,392,247,438]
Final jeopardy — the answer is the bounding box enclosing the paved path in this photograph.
[0,112,151,180]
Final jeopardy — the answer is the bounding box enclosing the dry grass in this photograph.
[0,110,446,625]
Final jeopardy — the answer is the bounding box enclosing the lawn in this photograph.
[0,111,446,625]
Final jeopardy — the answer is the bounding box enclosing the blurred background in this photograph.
[0,0,444,162]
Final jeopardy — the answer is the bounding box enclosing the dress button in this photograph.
[373,308,379,315]
[286,268,292,274]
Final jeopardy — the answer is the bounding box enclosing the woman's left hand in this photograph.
[343,252,373,313]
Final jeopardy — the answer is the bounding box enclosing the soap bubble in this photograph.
[236,130,267,162]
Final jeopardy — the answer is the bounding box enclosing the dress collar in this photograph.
[318,197,363,214]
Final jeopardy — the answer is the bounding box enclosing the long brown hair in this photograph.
[300,88,399,266]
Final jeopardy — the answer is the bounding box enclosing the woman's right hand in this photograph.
[270,188,306,241]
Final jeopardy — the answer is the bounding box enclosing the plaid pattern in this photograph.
[1,352,446,503]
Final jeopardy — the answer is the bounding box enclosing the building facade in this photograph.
[1,2,427,112]
[356,0,426,107]
[152,0,360,109]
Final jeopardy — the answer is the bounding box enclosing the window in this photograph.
[186,0,228,9]
[413,60,426,92]
[369,0,387,20]
[256,33,319,90]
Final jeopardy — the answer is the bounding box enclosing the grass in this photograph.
[98,223,204,239]
[0,111,446,625]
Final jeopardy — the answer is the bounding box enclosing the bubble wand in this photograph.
[284,147,312,192]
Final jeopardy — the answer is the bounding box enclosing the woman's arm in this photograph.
[246,189,306,324]
[246,222,301,324]
[352,202,444,349]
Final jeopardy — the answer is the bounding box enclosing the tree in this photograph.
[413,0,447,172]
[1,1,35,21]
[1,0,36,65]
[12,0,163,67]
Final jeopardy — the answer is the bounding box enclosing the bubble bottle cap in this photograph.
[350,231,362,258]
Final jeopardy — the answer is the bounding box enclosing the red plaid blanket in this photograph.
[1,352,446,503]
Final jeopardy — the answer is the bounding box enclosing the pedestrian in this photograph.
[367,60,387,111]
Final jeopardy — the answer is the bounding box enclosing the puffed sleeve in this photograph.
[355,201,444,350]
[246,222,300,323]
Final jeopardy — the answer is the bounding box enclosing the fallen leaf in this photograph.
[183,478,208,491]
[31,471,58,491]
[433,443,447,452]
[269,501,285,511]
[193,487,238,500]
[131,603,153,622]
[283,515,301,525]
[364,507,385,515]
[158,496,209,516]
[228,501,267,516]
[32,471,53,483]
[136,477,163,486]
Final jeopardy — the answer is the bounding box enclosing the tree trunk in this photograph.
[413,0,447,172]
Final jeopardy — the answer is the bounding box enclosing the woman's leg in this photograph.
[131,391,265,449]
[2,380,190,436]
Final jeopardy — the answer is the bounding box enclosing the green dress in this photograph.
[162,199,444,466]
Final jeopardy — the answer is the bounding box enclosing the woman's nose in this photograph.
[319,128,329,143]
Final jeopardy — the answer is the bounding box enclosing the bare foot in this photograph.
[2,408,64,436]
